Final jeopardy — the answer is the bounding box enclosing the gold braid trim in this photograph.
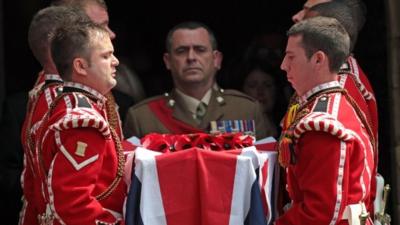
[104,92,122,139]
[96,127,125,201]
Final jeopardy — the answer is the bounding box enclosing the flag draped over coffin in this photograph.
[124,146,278,225]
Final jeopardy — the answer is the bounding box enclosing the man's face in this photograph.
[84,2,116,40]
[292,0,331,23]
[280,35,314,96]
[85,32,119,94]
[163,28,220,89]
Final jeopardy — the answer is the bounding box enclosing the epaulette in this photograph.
[338,61,351,74]
[50,107,111,138]
[312,95,329,112]
[75,93,93,108]
[129,94,165,110]
[222,89,257,102]
[293,112,354,141]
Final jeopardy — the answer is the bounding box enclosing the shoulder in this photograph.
[294,93,354,141]
[49,93,111,138]
[221,89,258,103]
[127,94,165,111]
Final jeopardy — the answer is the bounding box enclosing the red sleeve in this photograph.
[45,128,119,225]
[276,131,349,225]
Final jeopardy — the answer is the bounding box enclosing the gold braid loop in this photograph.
[96,127,125,201]
[104,92,122,138]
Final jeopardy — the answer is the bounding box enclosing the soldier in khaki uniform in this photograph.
[124,21,268,140]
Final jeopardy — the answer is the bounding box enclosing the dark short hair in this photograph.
[309,1,358,51]
[165,21,218,52]
[28,6,89,66]
[52,0,107,10]
[51,21,108,80]
[335,0,367,32]
[287,16,350,73]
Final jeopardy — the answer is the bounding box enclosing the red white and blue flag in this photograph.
[124,146,277,225]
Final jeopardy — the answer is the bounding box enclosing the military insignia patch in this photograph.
[75,141,88,157]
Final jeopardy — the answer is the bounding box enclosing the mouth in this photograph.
[183,67,201,73]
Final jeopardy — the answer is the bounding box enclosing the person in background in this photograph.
[241,66,279,138]
[18,6,90,225]
[233,33,290,138]
[276,16,374,225]
[291,0,331,23]
[34,21,126,224]
[124,21,267,140]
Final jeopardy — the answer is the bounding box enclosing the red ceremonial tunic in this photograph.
[276,82,374,225]
[34,82,126,225]
[19,73,63,225]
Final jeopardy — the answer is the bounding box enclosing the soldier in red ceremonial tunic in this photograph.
[276,17,374,225]
[303,1,379,217]
[33,21,125,225]
[282,1,379,218]
[19,6,90,225]
[52,0,126,140]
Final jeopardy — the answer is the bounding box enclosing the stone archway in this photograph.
[386,0,400,223]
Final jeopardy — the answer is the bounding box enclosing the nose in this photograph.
[292,10,305,23]
[187,48,196,62]
[112,54,119,67]
[280,56,288,72]
[106,26,116,40]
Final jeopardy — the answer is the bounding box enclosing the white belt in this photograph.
[342,203,368,225]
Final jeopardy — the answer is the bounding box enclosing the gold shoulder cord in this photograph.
[36,92,125,202]
[104,92,122,138]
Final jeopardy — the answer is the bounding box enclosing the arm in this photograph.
[276,131,349,225]
[43,127,121,225]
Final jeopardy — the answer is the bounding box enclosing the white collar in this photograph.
[299,81,341,104]
[44,74,63,82]
[63,82,106,103]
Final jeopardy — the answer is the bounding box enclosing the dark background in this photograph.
[0,0,390,224]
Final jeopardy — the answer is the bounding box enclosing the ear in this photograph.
[313,51,326,69]
[213,50,223,70]
[163,53,171,70]
[72,57,89,77]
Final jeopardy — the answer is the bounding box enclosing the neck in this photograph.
[175,82,214,100]
[42,63,58,75]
